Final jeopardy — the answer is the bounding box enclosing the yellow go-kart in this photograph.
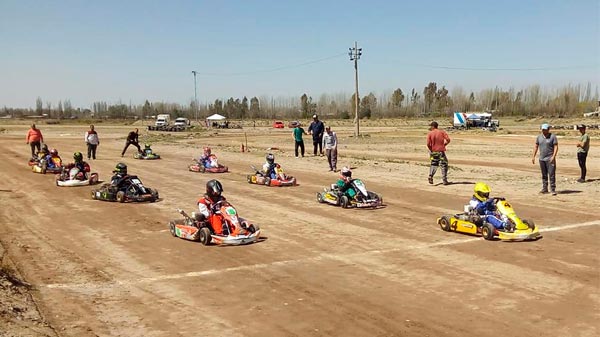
[437,198,541,241]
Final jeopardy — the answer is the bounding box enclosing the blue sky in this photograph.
[1,0,598,109]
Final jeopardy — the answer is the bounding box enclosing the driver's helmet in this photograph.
[266,153,275,165]
[114,162,127,175]
[144,143,151,149]
[474,182,491,202]
[41,144,49,153]
[340,166,352,181]
[73,152,83,163]
[50,148,58,156]
[206,179,223,201]
[203,146,211,155]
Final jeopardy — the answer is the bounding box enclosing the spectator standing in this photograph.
[121,128,142,157]
[532,123,558,195]
[576,124,590,183]
[26,123,44,157]
[308,114,325,156]
[293,123,307,157]
[84,125,100,160]
[322,126,338,171]
[426,121,451,185]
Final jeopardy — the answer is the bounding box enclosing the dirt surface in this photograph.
[0,120,598,337]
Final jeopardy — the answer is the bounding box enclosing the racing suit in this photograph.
[65,161,90,180]
[262,162,279,179]
[469,196,508,229]
[197,195,228,234]
[336,178,357,199]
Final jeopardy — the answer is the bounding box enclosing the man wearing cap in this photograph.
[322,125,338,171]
[426,121,451,185]
[308,114,325,156]
[576,124,590,183]
[532,123,559,195]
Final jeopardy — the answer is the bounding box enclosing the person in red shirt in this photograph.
[426,121,451,185]
[197,180,228,235]
[26,124,44,158]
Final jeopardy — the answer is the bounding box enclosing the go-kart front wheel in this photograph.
[169,221,177,237]
[199,227,212,246]
[482,223,496,240]
[340,195,349,208]
[316,192,324,203]
[439,216,452,232]
[522,219,535,230]
[90,190,96,200]
[116,191,126,203]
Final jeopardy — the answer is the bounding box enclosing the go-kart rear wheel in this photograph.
[246,175,252,183]
[168,221,177,237]
[340,195,349,208]
[89,174,99,185]
[439,216,452,232]
[199,227,212,246]
[264,177,271,186]
[316,192,324,203]
[116,191,126,203]
[523,219,535,230]
[482,223,495,240]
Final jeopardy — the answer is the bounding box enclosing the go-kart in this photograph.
[437,198,541,241]
[55,166,99,187]
[31,157,63,174]
[133,151,161,160]
[91,175,159,203]
[317,178,382,208]
[168,201,260,246]
[247,165,297,187]
[188,155,228,173]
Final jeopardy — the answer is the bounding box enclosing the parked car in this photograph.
[288,121,301,128]
[273,121,284,128]
[174,117,189,127]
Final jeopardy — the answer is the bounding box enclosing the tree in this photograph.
[423,82,437,113]
[36,97,43,115]
[241,96,249,120]
[360,93,377,119]
[389,88,405,111]
[142,100,152,117]
[249,97,260,117]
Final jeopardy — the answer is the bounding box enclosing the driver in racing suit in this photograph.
[197,179,228,235]
[64,152,90,180]
[469,182,510,230]
[335,167,357,199]
[110,162,129,190]
[45,148,62,169]
[262,153,279,179]
[198,147,218,168]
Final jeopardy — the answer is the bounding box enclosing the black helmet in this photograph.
[266,153,275,164]
[206,179,223,200]
[73,152,83,162]
[114,162,127,175]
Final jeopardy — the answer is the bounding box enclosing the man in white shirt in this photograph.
[322,126,338,172]
[84,125,100,160]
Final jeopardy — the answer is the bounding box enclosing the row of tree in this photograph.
[3,83,597,120]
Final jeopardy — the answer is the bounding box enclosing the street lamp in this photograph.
[349,41,362,137]
[191,71,198,123]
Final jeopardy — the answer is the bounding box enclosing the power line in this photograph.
[193,52,347,77]
[407,63,597,71]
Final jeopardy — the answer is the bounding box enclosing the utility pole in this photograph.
[349,41,362,137]
[191,71,198,123]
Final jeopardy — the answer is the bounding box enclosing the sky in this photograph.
[0,0,598,109]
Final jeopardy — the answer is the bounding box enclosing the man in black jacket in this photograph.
[121,128,142,157]
[308,114,325,156]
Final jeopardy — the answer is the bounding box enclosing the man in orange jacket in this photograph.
[26,124,44,158]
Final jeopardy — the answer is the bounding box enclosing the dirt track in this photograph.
[0,122,598,337]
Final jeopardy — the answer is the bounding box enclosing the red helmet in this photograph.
[50,148,58,156]
[203,147,211,155]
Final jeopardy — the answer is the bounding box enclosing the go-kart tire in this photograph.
[439,216,452,232]
[316,192,324,203]
[522,219,535,230]
[90,174,99,185]
[199,227,212,246]
[482,223,495,240]
[200,166,206,173]
[169,221,177,237]
[340,195,349,208]
[116,191,126,203]
[91,190,96,200]
[246,175,252,183]
[264,177,271,186]
[248,223,260,234]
